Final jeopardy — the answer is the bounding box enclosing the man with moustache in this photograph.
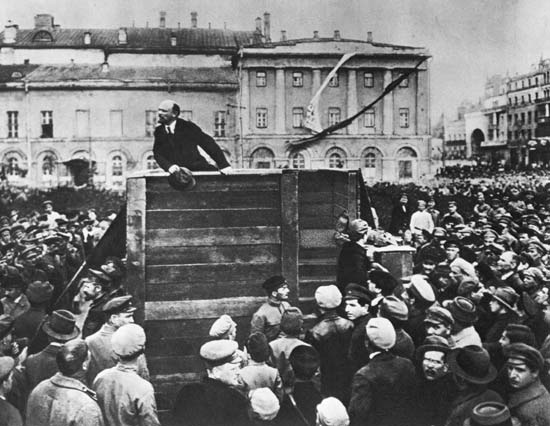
[343,283,372,373]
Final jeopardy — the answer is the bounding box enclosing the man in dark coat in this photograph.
[153,99,231,173]
[306,285,353,404]
[483,287,520,345]
[173,340,253,426]
[336,219,371,292]
[348,317,417,426]
[81,272,116,339]
[388,193,411,235]
[0,356,23,426]
[343,284,372,373]
[504,343,550,426]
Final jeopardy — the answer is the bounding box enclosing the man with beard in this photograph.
[343,284,372,373]
[250,276,291,342]
[415,335,456,426]
[81,273,115,339]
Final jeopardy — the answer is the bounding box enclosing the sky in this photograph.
[1,0,550,122]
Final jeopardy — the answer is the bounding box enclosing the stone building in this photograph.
[0,12,432,189]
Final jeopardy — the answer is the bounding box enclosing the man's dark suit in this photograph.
[153,118,230,172]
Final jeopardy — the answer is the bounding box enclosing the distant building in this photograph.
[0,12,432,188]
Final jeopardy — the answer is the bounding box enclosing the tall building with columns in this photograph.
[0,12,432,188]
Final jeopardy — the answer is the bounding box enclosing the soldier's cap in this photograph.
[409,275,436,303]
[88,268,113,284]
[248,388,280,421]
[19,245,42,259]
[527,239,547,255]
[416,335,451,361]
[316,397,350,426]
[0,356,15,381]
[42,200,53,207]
[343,283,371,303]
[111,323,146,357]
[368,269,398,294]
[444,236,462,249]
[261,275,287,293]
[504,343,544,372]
[26,280,54,304]
[448,200,457,206]
[464,402,518,426]
[420,253,438,264]
[0,226,10,235]
[379,295,409,321]
[0,315,14,340]
[10,224,24,234]
[103,295,136,316]
[424,306,455,327]
[199,339,239,367]
[209,314,236,338]
[432,227,447,238]
[43,235,64,245]
[483,229,499,240]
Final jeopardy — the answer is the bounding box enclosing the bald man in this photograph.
[153,99,232,175]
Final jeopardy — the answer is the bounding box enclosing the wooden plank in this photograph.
[299,262,336,278]
[147,208,280,229]
[298,170,335,192]
[146,190,279,210]
[146,263,279,285]
[148,355,205,376]
[299,215,337,229]
[346,171,358,219]
[146,174,280,193]
[146,226,281,248]
[300,228,336,248]
[147,244,281,265]
[300,247,339,260]
[300,192,335,204]
[125,177,146,324]
[146,281,267,301]
[299,204,333,218]
[145,316,252,341]
[280,170,300,307]
[144,296,265,321]
[333,192,348,210]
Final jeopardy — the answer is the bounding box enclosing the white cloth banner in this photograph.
[304,52,356,134]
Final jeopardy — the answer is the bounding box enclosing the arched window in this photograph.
[32,30,53,42]
[289,152,305,169]
[112,155,123,176]
[7,157,19,177]
[42,155,55,176]
[326,148,347,168]
[250,148,275,169]
[396,147,418,180]
[364,153,376,168]
[361,147,383,180]
[146,155,158,170]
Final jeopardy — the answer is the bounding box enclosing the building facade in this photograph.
[0,12,432,189]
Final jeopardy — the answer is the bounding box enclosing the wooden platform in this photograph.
[125,169,359,409]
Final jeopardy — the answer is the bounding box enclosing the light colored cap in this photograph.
[248,388,280,421]
[315,285,342,309]
[316,397,350,426]
[366,317,396,350]
[208,314,236,338]
[111,323,146,357]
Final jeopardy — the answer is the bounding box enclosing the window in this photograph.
[112,155,123,176]
[528,112,532,124]
[75,110,90,137]
[397,147,417,180]
[328,153,344,168]
[292,71,303,87]
[256,71,267,87]
[292,108,304,128]
[328,107,341,126]
[40,111,53,138]
[399,108,409,128]
[399,74,409,87]
[521,112,525,123]
[256,108,268,128]
[145,110,156,136]
[7,157,19,177]
[181,110,193,121]
[214,111,226,137]
[364,153,376,168]
[32,30,53,42]
[146,155,158,170]
[42,155,55,176]
[364,72,374,88]
[529,94,532,103]
[328,73,339,87]
[364,109,375,127]
[250,148,274,168]
[536,92,539,100]
[289,152,305,169]
[514,97,517,105]
[521,96,525,104]
[110,110,123,136]
[7,111,18,138]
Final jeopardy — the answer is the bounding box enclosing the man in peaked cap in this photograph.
[0,356,22,426]
[85,295,149,385]
[503,343,550,426]
[343,283,372,373]
[337,218,371,291]
[424,305,455,346]
[348,318,417,426]
[173,340,253,426]
[94,323,159,426]
[379,295,414,360]
[250,275,292,342]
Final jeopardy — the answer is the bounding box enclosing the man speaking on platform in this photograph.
[153,99,232,186]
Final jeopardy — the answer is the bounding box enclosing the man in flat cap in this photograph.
[85,295,149,385]
[0,356,22,426]
[336,219,371,292]
[306,285,353,404]
[26,339,104,426]
[343,283,372,373]
[153,99,232,177]
[93,324,160,426]
[348,318,417,426]
[269,307,310,369]
[250,275,292,342]
[424,305,455,346]
[378,295,414,360]
[447,296,482,348]
[504,343,550,426]
[173,340,253,426]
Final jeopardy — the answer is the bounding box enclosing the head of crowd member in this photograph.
[496,251,518,274]
[445,237,462,262]
[429,264,456,297]
[0,227,11,245]
[476,192,486,205]
[447,297,478,334]
[0,315,15,356]
[289,345,320,381]
[26,280,54,309]
[348,219,370,244]
[365,317,396,356]
[42,310,80,344]
[504,343,544,391]
[247,332,271,363]
[10,224,23,241]
[427,198,437,211]
[280,307,303,338]
[0,356,15,398]
[415,230,430,248]
[417,200,427,212]
[103,295,137,329]
[1,275,24,303]
[314,285,342,314]
[111,323,146,363]
[520,267,544,294]
[499,324,536,349]
[378,296,409,331]
[457,278,482,302]
[489,287,519,316]
[316,397,350,426]
[368,270,398,298]
[248,388,280,423]
[404,276,435,311]
[447,345,497,390]
[88,267,114,290]
[419,254,437,276]
[526,240,546,264]
[262,275,290,302]
[464,402,518,426]
[432,227,447,243]
[17,245,42,267]
[42,200,54,214]
[517,228,531,248]
[80,277,107,302]
[343,284,371,322]
[448,200,458,214]
[416,335,450,381]
[200,339,241,387]
[424,306,454,340]
[57,339,89,378]
[209,314,238,340]
[399,193,408,206]
[402,229,414,245]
